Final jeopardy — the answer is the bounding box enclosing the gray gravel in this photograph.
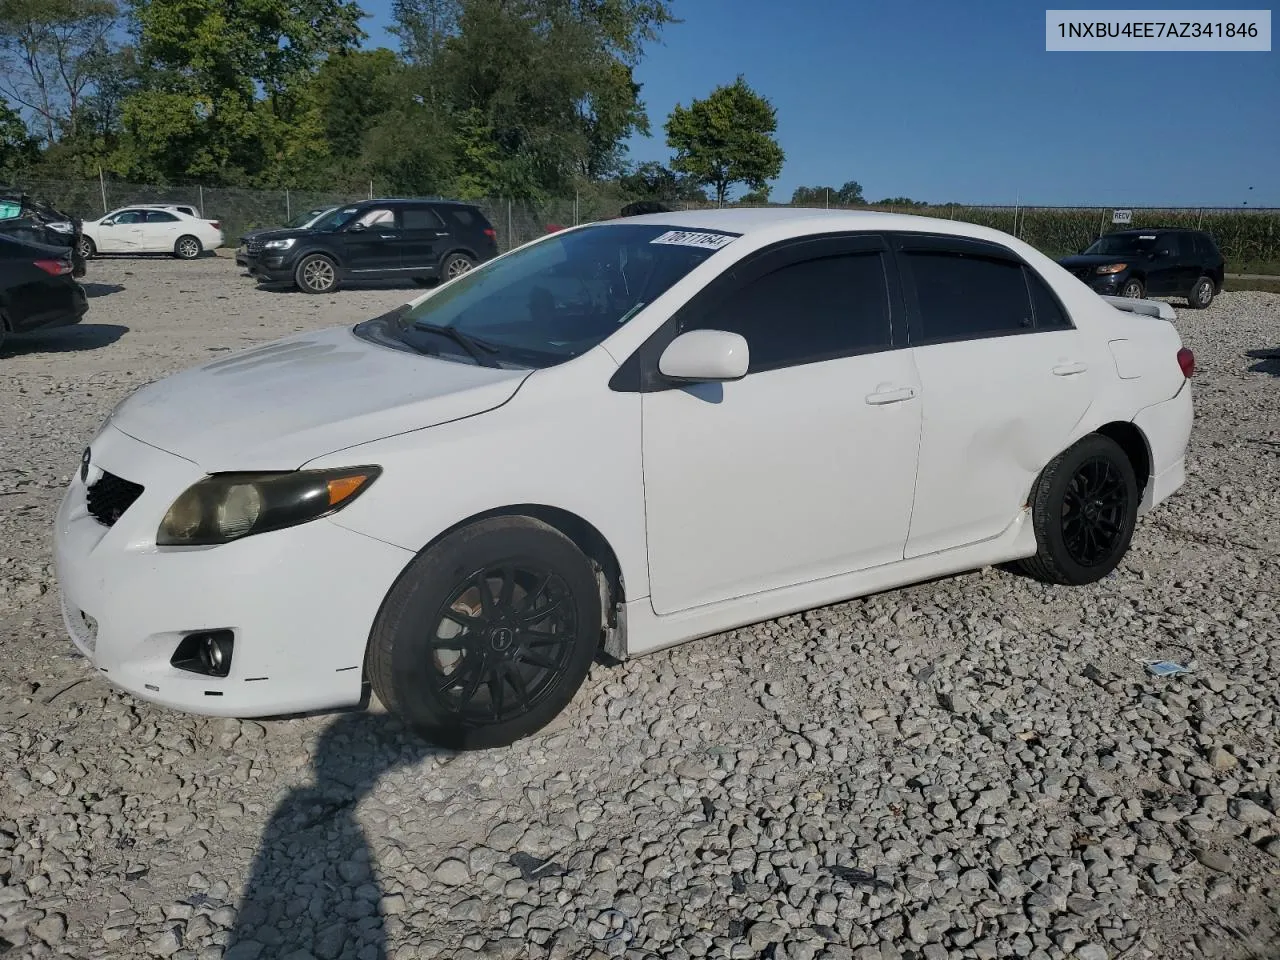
[2,254,1279,960]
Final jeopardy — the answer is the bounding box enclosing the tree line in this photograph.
[2,0,876,207]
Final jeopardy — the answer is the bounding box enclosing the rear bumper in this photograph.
[1134,379,1193,515]
[11,284,88,333]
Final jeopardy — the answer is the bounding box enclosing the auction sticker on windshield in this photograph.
[650,230,738,250]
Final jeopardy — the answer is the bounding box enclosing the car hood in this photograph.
[251,227,321,243]
[1059,253,1143,268]
[108,323,532,472]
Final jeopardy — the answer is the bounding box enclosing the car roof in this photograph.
[359,197,481,209]
[1106,226,1201,235]
[590,206,1031,244]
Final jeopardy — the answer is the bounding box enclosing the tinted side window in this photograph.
[905,251,1033,341]
[113,210,145,224]
[1161,234,1183,257]
[145,211,178,222]
[402,206,445,230]
[448,208,475,227]
[685,251,892,374]
[1024,268,1073,331]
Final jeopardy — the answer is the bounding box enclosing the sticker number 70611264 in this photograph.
[649,230,737,250]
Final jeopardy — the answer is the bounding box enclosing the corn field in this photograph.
[11,176,1280,273]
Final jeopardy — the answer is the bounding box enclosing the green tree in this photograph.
[119,0,365,183]
[876,196,928,207]
[664,75,784,205]
[791,180,863,206]
[618,159,705,202]
[0,0,119,143]
[0,96,37,174]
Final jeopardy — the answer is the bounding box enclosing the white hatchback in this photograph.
[53,209,1194,749]
[78,206,225,260]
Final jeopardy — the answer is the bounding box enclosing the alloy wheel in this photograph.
[446,256,473,280]
[302,258,335,291]
[177,238,200,259]
[428,563,579,723]
[1060,456,1131,568]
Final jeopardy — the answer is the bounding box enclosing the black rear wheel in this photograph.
[1015,434,1139,586]
[1187,275,1215,309]
[369,517,601,749]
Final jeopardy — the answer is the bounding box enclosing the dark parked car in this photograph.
[236,206,333,268]
[1059,228,1225,308]
[0,189,87,278]
[0,235,88,352]
[247,198,499,293]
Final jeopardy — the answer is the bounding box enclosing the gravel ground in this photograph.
[1,253,1279,960]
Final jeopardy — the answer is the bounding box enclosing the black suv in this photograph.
[247,198,499,293]
[1058,228,1225,308]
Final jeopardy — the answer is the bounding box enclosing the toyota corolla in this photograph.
[53,209,1194,749]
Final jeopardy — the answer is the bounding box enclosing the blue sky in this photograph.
[358,0,1278,206]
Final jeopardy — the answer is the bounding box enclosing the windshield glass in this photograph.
[1084,233,1161,256]
[289,207,333,229]
[368,222,739,369]
[309,205,364,232]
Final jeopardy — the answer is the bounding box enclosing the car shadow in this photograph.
[223,710,451,960]
[81,282,126,298]
[1246,347,1280,376]
[0,323,128,356]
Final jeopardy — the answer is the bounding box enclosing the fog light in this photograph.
[171,630,234,678]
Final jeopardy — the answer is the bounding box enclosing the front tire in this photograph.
[1119,278,1144,298]
[295,253,338,294]
[368,517,602,750]
[77,236,95,260]
[174,235,202,260]
[1015,434,1140,586]
[1187,275,1215,309]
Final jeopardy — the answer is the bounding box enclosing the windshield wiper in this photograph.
[411,320,502,367]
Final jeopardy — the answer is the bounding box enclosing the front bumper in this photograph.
[53,424,413,718]
[249,255,294,283]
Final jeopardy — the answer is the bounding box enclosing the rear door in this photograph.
[891,233,1096,559]
[141,210,181,252]
[399,204,448,273]
[1144,232,1184,295]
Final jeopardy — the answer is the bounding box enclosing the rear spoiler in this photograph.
[1101,295,1177,322]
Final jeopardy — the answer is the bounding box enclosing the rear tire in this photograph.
[295,253,338,294]
[174,235,202,260]
[441,253,475,281]
[1119,278,1144,299]
[368,517,601,750]
[1187,275,1214,309]
[1015,434,1139,586]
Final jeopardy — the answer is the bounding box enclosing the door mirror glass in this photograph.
[346,221,366,233]
[100,219,114,226]
[658,329,750,383]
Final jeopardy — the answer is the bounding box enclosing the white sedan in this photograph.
[78,206,225,260]
[53,209,1194,749]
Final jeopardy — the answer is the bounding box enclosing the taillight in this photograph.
[483,228,496,240]
[34,259,71,276]
[1177,347,1195,378]
[210,220,221,229]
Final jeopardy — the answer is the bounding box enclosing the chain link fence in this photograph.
[11,177,1280,271]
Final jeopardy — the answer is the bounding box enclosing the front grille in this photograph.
[245,239,263,256]
[86,471,144,526]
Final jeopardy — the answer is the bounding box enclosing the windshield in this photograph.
[360,223,739,369]
[288,207,333,229]
[1084,233,1161,256]
[308,205,364,233]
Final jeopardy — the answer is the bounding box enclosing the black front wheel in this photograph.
[1015,433,1140,586]
[368,517,602,749]
[1119,278,1144,299]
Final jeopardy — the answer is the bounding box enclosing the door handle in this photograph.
[379,234,398,240]
[434,231,450,237]
[865,385,917,405]
[1052,361,1087,376]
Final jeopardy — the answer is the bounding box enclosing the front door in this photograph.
[338,206,401,276]
[640,234,924,616]
[98,209,146,252]
[889,233,1096,558]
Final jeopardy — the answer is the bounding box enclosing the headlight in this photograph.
[48,221,74,233]
[1096,263,1128,275]
[263,238,295,250]
[157,466,381,546]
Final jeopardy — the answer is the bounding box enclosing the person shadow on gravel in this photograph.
[223,710,444,960]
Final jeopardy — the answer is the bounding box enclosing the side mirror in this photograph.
[346,221,367,232]
[658,329,749,383]
[100,219,114,226]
